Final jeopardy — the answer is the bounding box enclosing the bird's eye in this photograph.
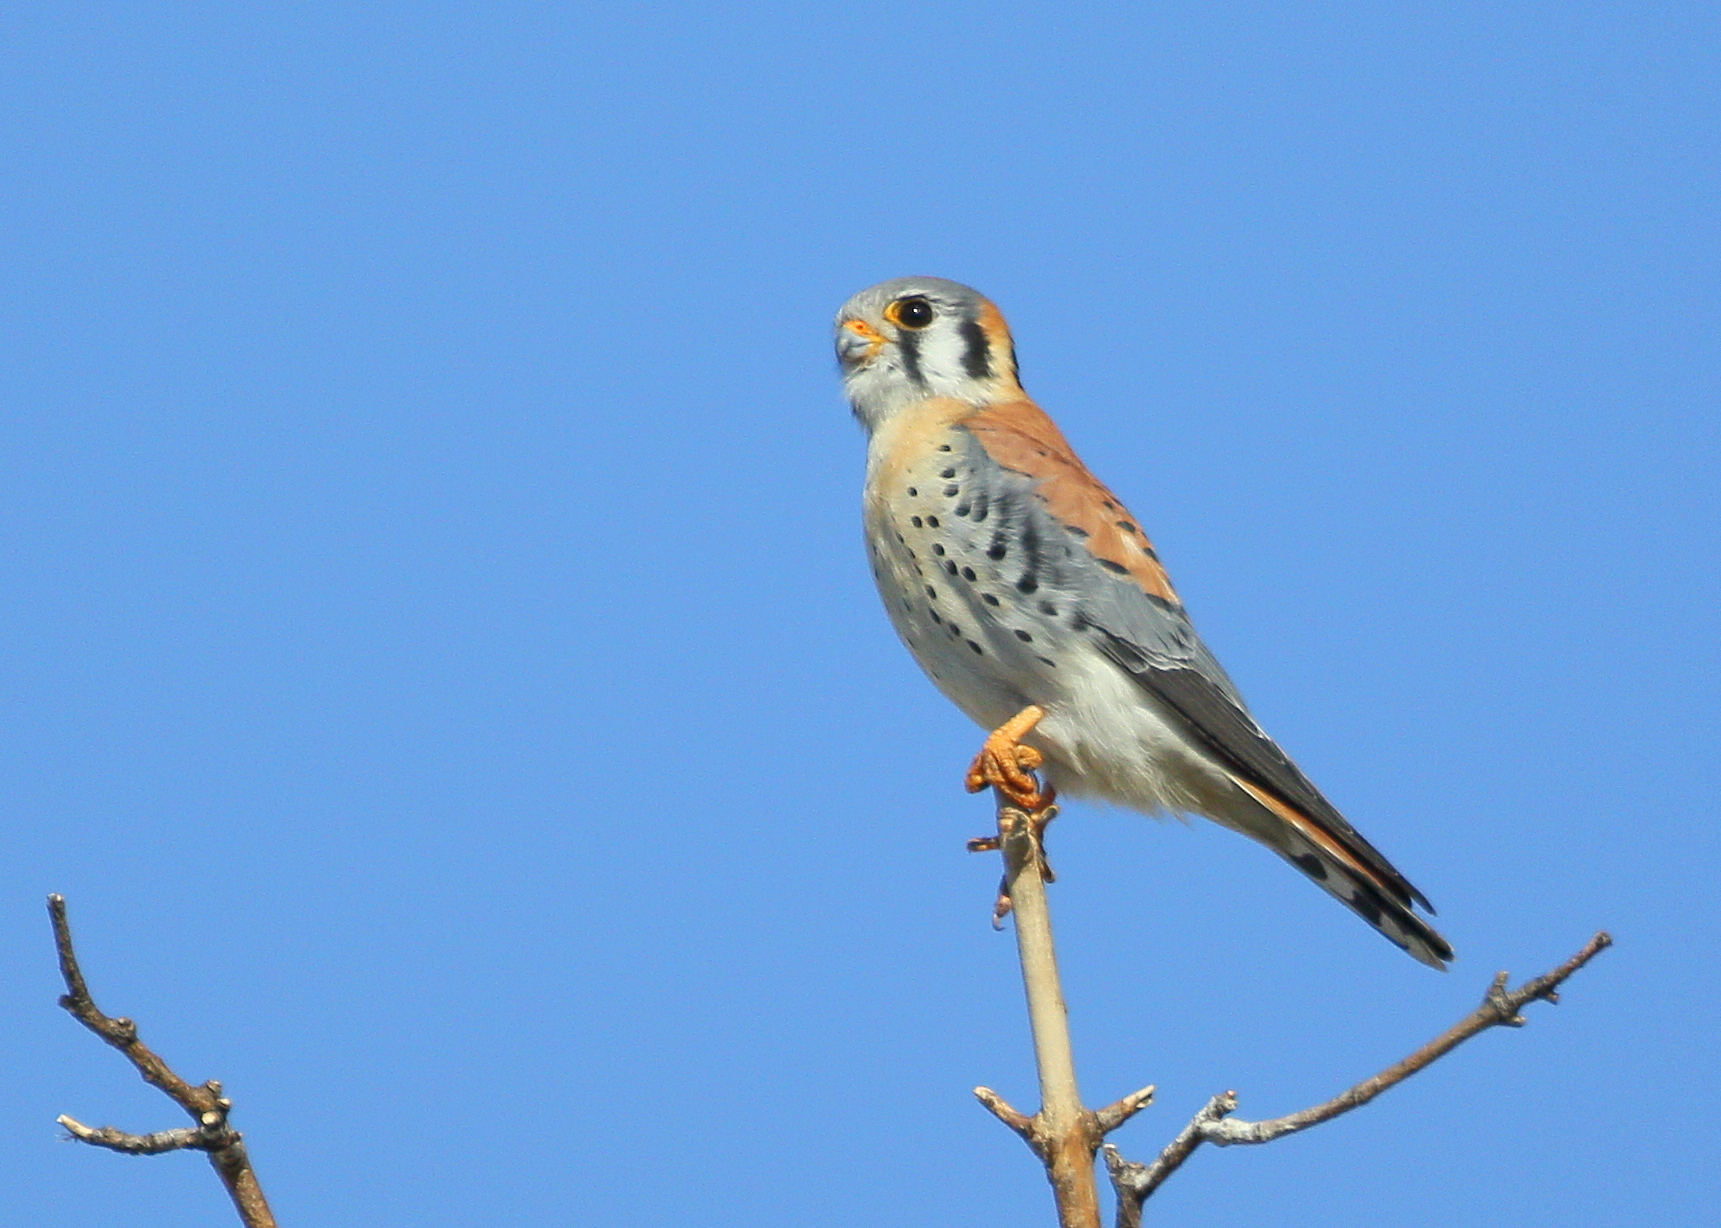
[889,296,935,330]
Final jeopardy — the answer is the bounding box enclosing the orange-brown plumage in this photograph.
[966,400,1183,606]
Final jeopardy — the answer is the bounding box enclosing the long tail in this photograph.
[1230,776,1454,970]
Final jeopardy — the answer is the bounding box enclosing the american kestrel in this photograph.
[836,276,1452,969]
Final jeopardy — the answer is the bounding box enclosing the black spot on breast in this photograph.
[911,516,923,528]
[1014,629,1033,642]
[940,468,956,479]
[955,503,971,517]
[937,443,952,452]
[925,586,938,599]
[1116,520,1138,534]
[947,622,962,637]
[1037,656,1057,668]
[1064,523,1090,538]
[1097,558,1129,575]
[926,515,940,527]
[961,566,976,582]
[987,533,1007,560]
[932,544,945,556]
[1039,601,1058,616]
[969,491,990,522]
[1069,611,1091,631]
[982,593,999,606]
[929,609,942,624]
[944,484,960,497]
[1291,853,1328,881]
[907,487,917,497]
[966,640,984,654]
[944,560,958,576]
[1016,521,1042,593]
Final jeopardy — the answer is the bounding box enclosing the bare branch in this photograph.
[1106,931,1614,1224]
[58,1116,207,1154]
[972,798,1160,1228]
[1092,1084,1157,1137]
[48,894,279,1228]
[974,1086,1037,1146]
[987,801,1105,1228]
[1102,1094,1236,1228]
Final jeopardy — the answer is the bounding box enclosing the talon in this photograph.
[965,705,1054,810]
[1028,804,1060,882]
[976,804,1062,925]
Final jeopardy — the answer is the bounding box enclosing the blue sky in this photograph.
[3,3,1716,1224]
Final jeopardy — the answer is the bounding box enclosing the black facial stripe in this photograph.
[959,317,992,379]
[898,328,924,384]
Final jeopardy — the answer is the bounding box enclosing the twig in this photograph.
[1104,931,1614,1227]
[972,801,1154,1228]
[57,1118,209,1154]
[48,894,278,1228]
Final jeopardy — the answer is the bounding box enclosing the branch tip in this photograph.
[1094,1084,1156,1135]
[973,1086,1034,1138]
[47,894,279,1227]
[1107,934,1612,1215]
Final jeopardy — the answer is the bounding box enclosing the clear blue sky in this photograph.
[4,4,1716,1225]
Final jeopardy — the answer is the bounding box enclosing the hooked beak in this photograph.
[837,318,887,369]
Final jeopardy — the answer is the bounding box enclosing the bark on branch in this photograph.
[970,802,1154,1228]
[48,894,278,1228]
[1102,931,1614,1227]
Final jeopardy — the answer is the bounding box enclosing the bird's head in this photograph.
[835,277,1022,432]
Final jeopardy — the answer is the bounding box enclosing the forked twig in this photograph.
[48,894,278,1228]
[1102,931,1614,1227]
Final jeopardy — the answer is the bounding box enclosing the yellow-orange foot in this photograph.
[964,705,1057,812]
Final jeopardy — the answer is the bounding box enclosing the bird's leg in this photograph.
[965,705,1056,812]
[966,706,1059,922]
[966,710,1060,923]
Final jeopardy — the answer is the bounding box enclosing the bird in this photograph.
[835,276,1453,969]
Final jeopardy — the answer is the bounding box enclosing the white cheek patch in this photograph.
[845,321,1000,433]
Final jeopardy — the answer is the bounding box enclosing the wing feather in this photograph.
[958,398,1450,964]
